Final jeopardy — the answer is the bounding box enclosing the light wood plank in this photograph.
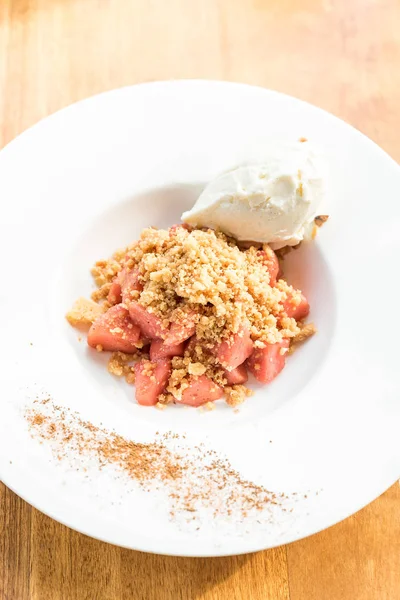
[29,508,121,600]
[118,546,289,600]
[287,484,400,600]
[0,483,32,600]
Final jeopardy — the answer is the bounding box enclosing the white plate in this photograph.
[0,81,399,557]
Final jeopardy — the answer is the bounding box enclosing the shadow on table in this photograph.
[118,549,251,599]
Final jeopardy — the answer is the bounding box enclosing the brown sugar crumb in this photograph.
[167,368,190,401]
[66,297,105,326]
[108,352,137,377]
[125,371,136,384]
[156,402,167,410]
[279,316,300,339]
[91,259,122,287]
[142,360,155,378]
[188,362,206,376]
[289,322,317,354]
[293,322,317,343]
[107,352,139,383]
[158,393,175,405]
[204,401,216,411]
[91,283,112,303]
[225,385,253,407]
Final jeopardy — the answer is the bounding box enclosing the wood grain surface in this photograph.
[0,0,399,598]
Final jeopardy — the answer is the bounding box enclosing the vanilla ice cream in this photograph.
[182,141,326,249]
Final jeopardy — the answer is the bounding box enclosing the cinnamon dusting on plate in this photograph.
[25,397,291,521]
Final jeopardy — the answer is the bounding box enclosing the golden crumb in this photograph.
[293,322,317,344]
[96,344,103,352]
[156,402,167,410]
[204,402,216,411]
[108,359,124,376]
[142,360,155,377]
[108,352,138,380]
[108,353,127,376]
[125,371,136,384]
[91,259,122,287]
[91,283,112,303]
[289,322,317,354]
[157,393,175,405]
[65,297,104,326]
[188,362,207,376]
[225,385,252,407]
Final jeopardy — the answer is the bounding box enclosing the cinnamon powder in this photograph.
[25,398,289,521]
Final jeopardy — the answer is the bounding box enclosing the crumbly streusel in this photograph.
[67,225,315,406]
[225,385,254,407]
[289,322,317,355]
[122,227,300,345]
[66,297,105,326]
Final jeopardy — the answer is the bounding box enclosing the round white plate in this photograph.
[0,81,399,557]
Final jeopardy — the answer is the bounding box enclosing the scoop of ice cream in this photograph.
[182,141,326,249]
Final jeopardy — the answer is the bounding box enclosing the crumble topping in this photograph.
[66,297,105,326]
[93,227,301,346]
[108,352,139,383]
[289,322,317,355]
[67,225,316,407]
[91,259,122,286]
[91,283,112,302]
[225,385,253,407]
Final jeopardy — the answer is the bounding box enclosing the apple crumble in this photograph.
[66,224,315,408]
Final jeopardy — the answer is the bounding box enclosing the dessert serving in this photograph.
[67,141,326,409]
[3,78,398,559]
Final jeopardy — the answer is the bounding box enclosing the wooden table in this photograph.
[1,1,399,598]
